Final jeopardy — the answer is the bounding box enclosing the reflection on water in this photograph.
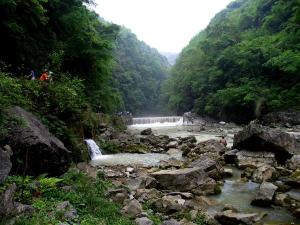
[208,166,299,225]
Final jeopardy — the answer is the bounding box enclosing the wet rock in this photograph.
[223,204,238,213]
[252,165,276,183]
[286,155,300,171]
[223,168,233,177]
[135,217,153,225]
[241,167,254,180]
[276,166,292,177]
[284,170,300,188]
[179,136,197,145]
[0,147,12,184]
[122,199,143,218]
[151,167,217,195]
[56,201,78,221]
[141,128,152,135]
[251,182,278,207]
[274,193,288,206]
[188,156,224,180]
[236,150,276,169]
[180,144,192,156]
[224,149,238,164]
[215,210,262,225]
[233,123,300,163]
[187,139,226,160]
[166,141,179,149]
[6,106,70,176]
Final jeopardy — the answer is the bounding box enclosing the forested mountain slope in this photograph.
[162,0,300,123]
[113,28,170,116]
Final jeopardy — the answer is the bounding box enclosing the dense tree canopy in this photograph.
[113,28,170,116]
[0,0,121,112]
[162,0,300,123]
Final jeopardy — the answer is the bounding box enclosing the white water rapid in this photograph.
[84,139,102,160]
[130,116,183,128]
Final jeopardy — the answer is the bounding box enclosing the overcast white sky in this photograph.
[93,0,233,53]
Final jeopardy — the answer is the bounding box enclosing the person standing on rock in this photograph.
[219,136,227,147]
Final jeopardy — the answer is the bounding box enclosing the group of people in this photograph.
[27,69,53,82]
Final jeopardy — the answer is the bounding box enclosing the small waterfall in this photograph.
[131,116,183,127]
[84,139,102,160]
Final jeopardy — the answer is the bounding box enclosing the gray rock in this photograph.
[141,128,152,135]
[252,165,276,183]
[236,150,276,169]
[286,155,300,171]
[251,182,278,207]
[151,167,217,195]
[160,195,186,213]
[188,156,224,180]
[122,199,143,218]
[0,183,17,216]
[56,201,78,221]
[215,210,262,225]
[135,217,153,225]
[233,123,300,163]
[0,148,12,184]
[161,219,181,225]
[6,106,70,176]
[187,139,226,160]
[166,141,178,149]
[127,175,158,191]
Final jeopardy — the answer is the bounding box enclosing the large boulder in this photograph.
[6,106,71,176]
[252,165,276,183]
[233,123,300,163]
[235,150,276,169]
[188,155,224,180]
[251,182,278,207]
[0,147,12,184]
[151,167,218,195]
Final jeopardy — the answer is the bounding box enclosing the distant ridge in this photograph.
[161,52,179,65]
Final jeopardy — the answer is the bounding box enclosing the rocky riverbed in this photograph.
[83,120,300,225]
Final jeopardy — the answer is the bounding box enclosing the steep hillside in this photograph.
[162,0,300,123]
[113,28,170,116]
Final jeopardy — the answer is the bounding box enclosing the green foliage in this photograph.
[113,27,170,115]
[162,0,300,123]
[1,171,133,225]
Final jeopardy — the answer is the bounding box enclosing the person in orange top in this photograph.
[39,70,49,81]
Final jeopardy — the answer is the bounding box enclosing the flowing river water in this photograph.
[90,116,299,225]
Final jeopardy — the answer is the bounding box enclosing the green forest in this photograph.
[113,27,170,116]
[162,0,300,123]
